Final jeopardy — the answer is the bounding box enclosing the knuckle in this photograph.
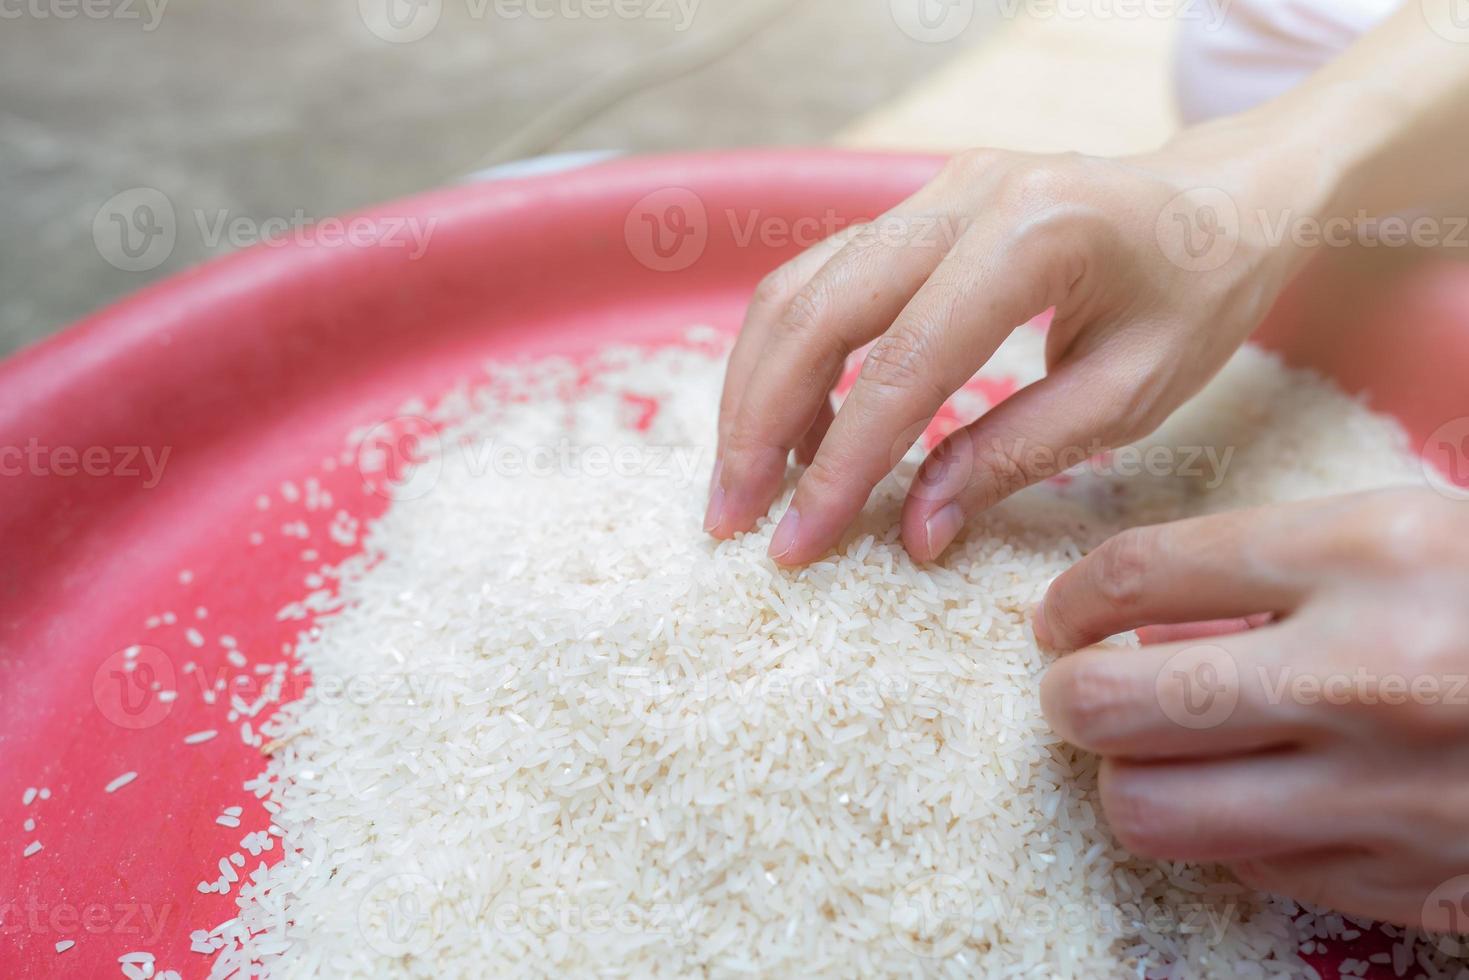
[722,425,777,474]
[967,433,1035,508]
[993,163,1071,210]
[1362,654,1469,742]
[859,330,938,397]
[1103,365,1175,444]
[1093,528,1153,613]
[751,264,803,311]
[1370,497,1444,566]
[777,282,830,340]
[1314,490,1445,570]
[942,147,1001,183]
[801,454,847,499]
[834,220,876,250]
[1301,596,1469,742]
[1373,697,1466,742]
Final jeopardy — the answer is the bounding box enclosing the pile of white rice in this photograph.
[202,327,1459,978]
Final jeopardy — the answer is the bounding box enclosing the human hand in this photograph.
[706,137,1317,565]
[1037,487,1469,932]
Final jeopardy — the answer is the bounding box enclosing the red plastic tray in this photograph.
[3,150,1467,978]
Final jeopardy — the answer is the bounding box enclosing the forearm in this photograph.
[1142,3,1469,287]
[1193,1,1469,222]
[1271,0,1469,218]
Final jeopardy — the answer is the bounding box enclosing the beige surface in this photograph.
[839,11,1180,157]
[0,0,1003,357]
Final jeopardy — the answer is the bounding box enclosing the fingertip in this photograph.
[923,502,965,563]
[900,486,966,563]
[903,500,965,564]
[705,455,723,498]
[718,443,790,537]
[767,507,801,562]
[702,459,726,536]
[766,504,840,567]
[1036,657,1073,735]
[702,486,726,536]
[1033,596,1057,651]
[770,468,879,565]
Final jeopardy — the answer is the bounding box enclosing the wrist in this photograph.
[1152,88,1395,285]
[1239,78,1409,220]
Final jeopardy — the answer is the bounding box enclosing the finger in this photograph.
[767,223,1069,565]
[796,396,835,466]
[899,354,1151,563]
[711,233,851,496]
[1040,626,1317,759]
[1229,851,1410,924]
[1033,505,1321,653]
[1101,754,1357,862]
[1136,613,1274,646]
[710,212,955,538]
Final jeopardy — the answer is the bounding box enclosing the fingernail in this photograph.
[703,466,726,533]
[1033,598,1055,650]
[707,456,723,496]
[922,502,965,560]
[769,508,801,560]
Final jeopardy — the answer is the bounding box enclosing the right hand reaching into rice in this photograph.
[707,2,1469,566]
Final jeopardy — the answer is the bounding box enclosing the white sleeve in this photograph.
[1174,0,1405,126]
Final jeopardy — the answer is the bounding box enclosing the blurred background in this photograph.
[0,0,1181,357]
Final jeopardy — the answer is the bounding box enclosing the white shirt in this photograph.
[1175,0,1404,124]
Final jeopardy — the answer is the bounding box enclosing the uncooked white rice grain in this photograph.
[198,333,1453,979]
[104,772,137,793]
